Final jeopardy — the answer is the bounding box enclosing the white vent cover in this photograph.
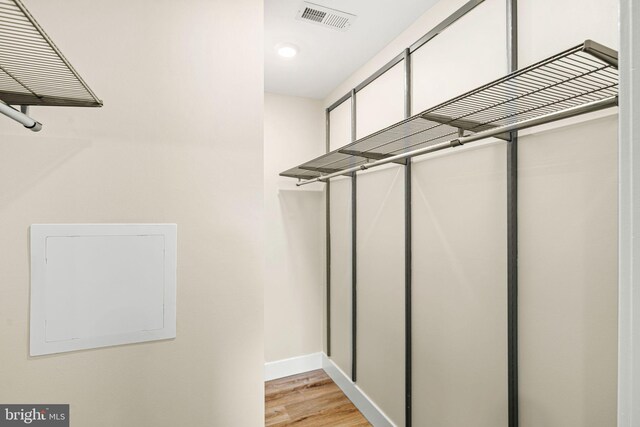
[295,2,356,31]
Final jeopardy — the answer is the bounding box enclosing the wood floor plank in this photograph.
[265,369,371,426]
[265,405,290,425]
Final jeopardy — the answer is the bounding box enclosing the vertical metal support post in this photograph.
[403,48,413,427]
[351,89,358,383]
[326,108,332,357]
[507,1,519,426]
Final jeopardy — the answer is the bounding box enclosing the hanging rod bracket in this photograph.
[0,100,42,132]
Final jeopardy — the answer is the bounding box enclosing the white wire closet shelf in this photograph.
[281,40,618,184]
[0,0,102,107]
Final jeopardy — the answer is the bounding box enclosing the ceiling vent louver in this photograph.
[295,2,356,31]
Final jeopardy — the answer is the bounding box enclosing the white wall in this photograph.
[356,63,405,138]
[264,93,325,362]
[356,166,405,426]
[326,0,492,105]
[327,100,353,376]
[518,116,618,427]
[517,1,619,426]
[0,1,264,426]
[410,4,509,425]
[323,0,619,425]
[327,1,510,426]
[518,0,618,67]
[618,0,640,424]
[330,100,352,151]
[353,61,406,426]
[329,176,353,378]
[411,0,507,112]
[412,143,508,427]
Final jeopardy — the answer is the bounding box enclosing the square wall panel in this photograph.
[30,224,177,356]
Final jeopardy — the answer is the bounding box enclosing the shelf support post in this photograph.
[507,0,519,426]
[402,47,414,427]
[350,88,358,383]
[326,108,332,358]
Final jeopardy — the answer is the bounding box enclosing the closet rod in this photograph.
[0,100,41,131]
[297,95,617,186]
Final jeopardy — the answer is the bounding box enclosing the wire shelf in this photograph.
[283,151,369,180]
[280,166,323,180]
[0,0,102,107]
[281,40,618,182]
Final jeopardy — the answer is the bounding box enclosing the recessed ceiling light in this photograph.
[276,43,299,59]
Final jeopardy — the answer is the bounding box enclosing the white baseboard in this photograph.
[321,354,395,427]
[264,352,395,426]
[264,352,323,381]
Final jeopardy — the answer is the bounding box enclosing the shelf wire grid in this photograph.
[280,166,324,181]
[281,152,368,180]
[281,40,618,181]
[342,41,617,158]
[0,0,102,107]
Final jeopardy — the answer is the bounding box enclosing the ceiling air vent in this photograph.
[295,2,356,31]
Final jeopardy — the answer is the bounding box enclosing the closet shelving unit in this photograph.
[0,0,102,131]
[281,40,618,183]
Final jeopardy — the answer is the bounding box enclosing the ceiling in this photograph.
[265,0,440,99]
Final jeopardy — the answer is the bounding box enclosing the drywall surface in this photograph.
[322,0,619,424]
[329,177,353,378]
[330,99,352,151]
[264,93,325,362]
[411,0,506,112]
[413,144,508,427]
[326,0,488,107]
[0,1,264,426]
[618,0,640,423]
[518,117,618,427]
[355,62,405,139]
[327,94,353,376]
[353,61,406,426]
[356,166,405,426]
[517,0,619,425]
[519,0,618,67]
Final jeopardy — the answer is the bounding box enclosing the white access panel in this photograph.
[30,224,177,356]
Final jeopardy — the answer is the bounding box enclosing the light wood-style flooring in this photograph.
[265,369,371,426]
